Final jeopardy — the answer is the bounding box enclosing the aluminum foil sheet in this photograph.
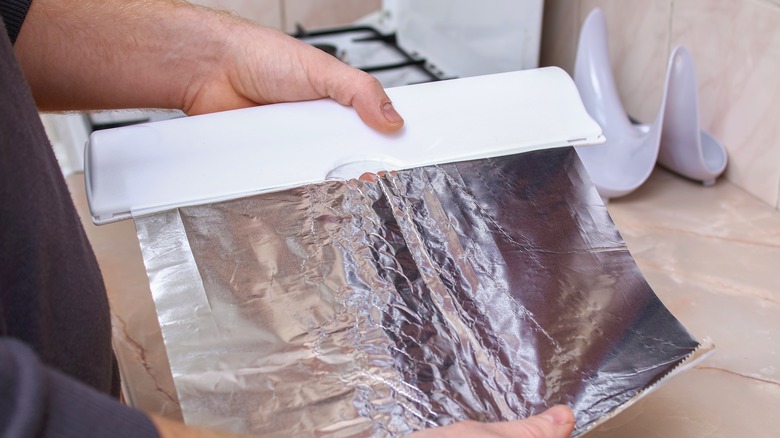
[135,147,701,436]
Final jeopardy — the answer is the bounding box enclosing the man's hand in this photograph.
[181,17,403,132]
[408,406,576,438]
[14,0,403,132]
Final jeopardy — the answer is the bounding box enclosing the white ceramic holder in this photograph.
[573,8,728,201]
[656,47,728,186]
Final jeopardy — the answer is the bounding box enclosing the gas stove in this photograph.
[295,24,445,88]
[295,0,543,86]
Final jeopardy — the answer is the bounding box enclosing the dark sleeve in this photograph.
[0,338,161,438]
[0,0,32,44]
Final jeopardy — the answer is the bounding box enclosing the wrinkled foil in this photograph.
[135,148,700,436]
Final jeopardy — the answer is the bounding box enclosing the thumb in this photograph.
[515,405,576,438]
[325,63,404,133]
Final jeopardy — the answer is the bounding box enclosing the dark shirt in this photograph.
[0,0,30,43]
[0,6,158,437]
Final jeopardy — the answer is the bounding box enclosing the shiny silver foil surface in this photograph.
[135,148,700,436]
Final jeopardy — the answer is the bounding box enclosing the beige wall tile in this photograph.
[579,0,672,124]
[539,0,580,75]
[672,0,780,207]
[283,0,382,33]
[189,0,283,29]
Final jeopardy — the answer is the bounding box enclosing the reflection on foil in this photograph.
[135,148,700,436]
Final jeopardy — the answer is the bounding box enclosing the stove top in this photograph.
[294,24,448,87]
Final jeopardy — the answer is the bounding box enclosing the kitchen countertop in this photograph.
[67,166,780,436]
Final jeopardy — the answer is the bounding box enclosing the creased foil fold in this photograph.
[135,148,700,436]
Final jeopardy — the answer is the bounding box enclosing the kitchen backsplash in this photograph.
[541,0,780,209]
[187,0,381,32]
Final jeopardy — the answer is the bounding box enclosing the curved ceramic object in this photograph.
[573,9,667,201]
[574,9,728,200]
[656,46,727,185]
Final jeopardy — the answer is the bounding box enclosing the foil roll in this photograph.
[135,147,700,436]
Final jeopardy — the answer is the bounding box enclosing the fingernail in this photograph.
[540,405,574,426]
[382,102,403,125]
[358,172,378,182]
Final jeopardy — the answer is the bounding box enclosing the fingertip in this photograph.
[353,101,404,133]
[535,405,575,438]
[540,405,575,427]
[349,74,404,133]
[381,101,404,129]
[358,172,378,182]
[353,97,405,133]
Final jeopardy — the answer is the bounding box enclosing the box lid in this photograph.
[85,68,603,224]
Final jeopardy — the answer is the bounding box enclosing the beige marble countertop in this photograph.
[67,166,780,436]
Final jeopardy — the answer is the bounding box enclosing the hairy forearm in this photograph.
[14,0,234,111]
[11,0,403,130]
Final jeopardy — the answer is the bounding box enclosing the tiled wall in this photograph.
[188,0,381,32]
[541,0,780,209]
